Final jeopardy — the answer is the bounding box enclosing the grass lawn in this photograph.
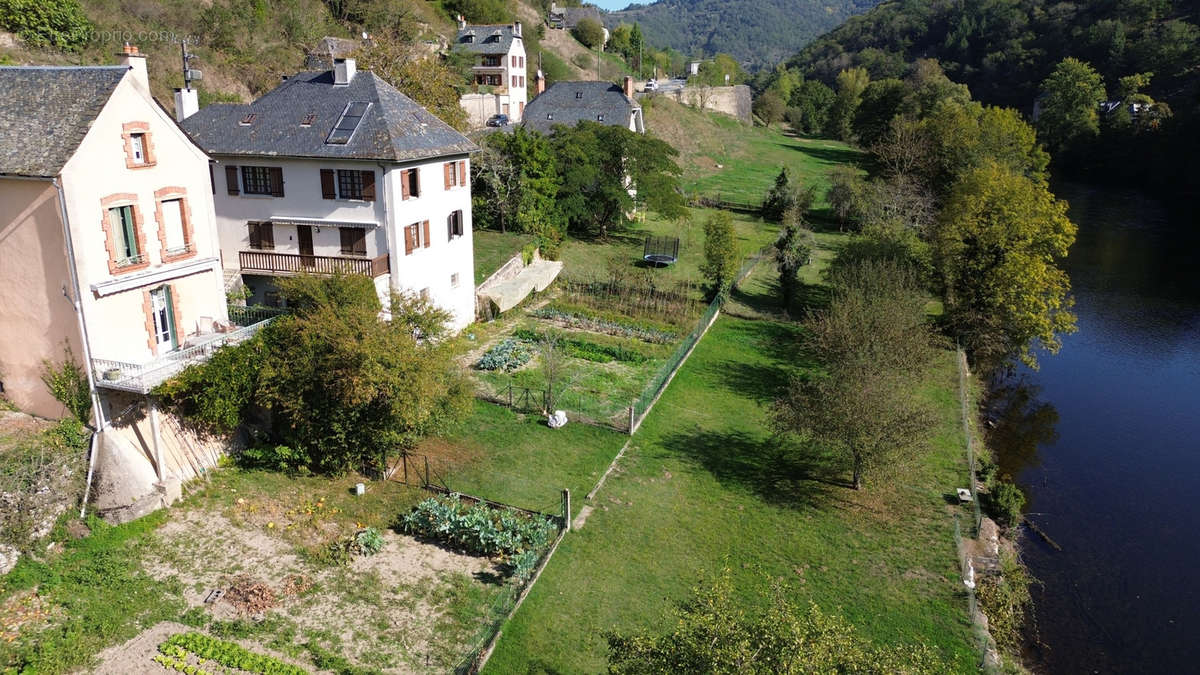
[644,98,865,204]
[474,230,534,284]
[417,401,627,514]
[485,316,978,673]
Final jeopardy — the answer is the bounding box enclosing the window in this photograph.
[247,221,275,250]
[239,113,257,126]
[444,161,466,189]
[451,272,460,288]
[264,290,281,308]
[337,169,364,199]
[482,55,501,67]
[149,286,177,351]
[511,55,517,67]
[130,134,147,165]
[447,210,464,240]
[404,221,430,255]
[575,91,583,99]
[339,228,366,256]
[547,113,554,120]
[242,166,283,196]
[108,205,140,265]
[519,76,525,88]
[597,114,605,122]
[326,101,370,145]
[401,168,420,199]
[519,56,525,68]
[300,113,316,126]
[160,198,189,255]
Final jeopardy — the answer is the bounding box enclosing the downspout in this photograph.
[379,161,397,312]
[51,176,107,516]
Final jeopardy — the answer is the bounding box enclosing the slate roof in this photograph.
[181,70,477,162]
[523,81,636,135]
[454,25,520,55]
[552,6,603,29]
[0,66,128,177]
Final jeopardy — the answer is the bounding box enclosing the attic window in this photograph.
[326,101,370,145]
[597,114,604,121]
[547,113,554,120]
[575,91,583,99]
[239,113,257,126]
[300,113,316,126]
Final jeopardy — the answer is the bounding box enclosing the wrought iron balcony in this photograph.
[239,251,390,277]
[92,319,272,394]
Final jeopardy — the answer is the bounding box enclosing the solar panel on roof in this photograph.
[326,101,370,145]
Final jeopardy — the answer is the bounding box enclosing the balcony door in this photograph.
[297,225,314,267]
[150,286,178,352]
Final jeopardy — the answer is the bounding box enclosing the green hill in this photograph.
[606,0,881,68]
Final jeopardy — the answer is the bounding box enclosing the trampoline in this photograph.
[643,235,680,267]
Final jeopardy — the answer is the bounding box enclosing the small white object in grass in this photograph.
[957,488,973,502]
[355,482,365,496]
[548,410,568,429]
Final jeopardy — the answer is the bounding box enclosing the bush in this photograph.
[475,339,532,371]
[0,0,92,50]
[571,17,606,50]
[988,481,1025,527]
[401,494,556,569]
[40,345,91,424]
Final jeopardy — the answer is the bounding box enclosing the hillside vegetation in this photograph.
[607,0,881,68]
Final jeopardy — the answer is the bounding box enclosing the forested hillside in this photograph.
[607,0,880,67]
[783,0,1199,195]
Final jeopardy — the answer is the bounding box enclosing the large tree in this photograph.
[1037,57,1106,154]
[932,162,1077,370]
[356,39,469,131]
[472,126,564,246]
[701,211,738,300]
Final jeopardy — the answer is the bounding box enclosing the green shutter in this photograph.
[121,205,138,259]
[163,285,178,349]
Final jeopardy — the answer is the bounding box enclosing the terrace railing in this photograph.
[92,319,273,394]
[239,251,390,277]
[227,304,287,327]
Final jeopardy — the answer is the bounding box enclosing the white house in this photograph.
[455,19,528,124]
[179,58,480,331]
[0,47,230,421]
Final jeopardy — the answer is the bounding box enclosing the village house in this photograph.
[547,2,606,36]
[178,58,479,331]
[455,19,528,125]
[0,48,231,422]
[523,77,645,135]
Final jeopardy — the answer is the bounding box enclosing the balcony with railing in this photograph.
[92,319,272,394]
[239,251,390,277]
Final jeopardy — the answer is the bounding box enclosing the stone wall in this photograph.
[670,84,752,123]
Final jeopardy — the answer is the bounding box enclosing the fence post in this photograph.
[562,488,571,531]
[424,456,431,488]
[628,403,635,436]
[403,453,408,485]
[508,383,513,409]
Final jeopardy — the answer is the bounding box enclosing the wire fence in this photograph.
[955,346,983,536]
[954,514,995,671]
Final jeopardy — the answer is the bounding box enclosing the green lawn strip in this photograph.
[474,230,534,285]
[418,401,627,516]
[484,317,977,673]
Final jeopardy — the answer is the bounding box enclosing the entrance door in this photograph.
[150,286,177,352]
[297,225,314,267]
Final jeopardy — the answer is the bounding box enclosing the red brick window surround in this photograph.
[153,186,197,263]
[141,283,185,356]
[121,122,156,169]
[100,193,150,275]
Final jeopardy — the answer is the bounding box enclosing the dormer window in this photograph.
[300,113,316,126]
[240,113,257,126]
[597,114,604,122]
[575,91,583,99]
[547,113,554,120]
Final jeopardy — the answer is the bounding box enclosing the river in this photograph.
[986,182,1200,673]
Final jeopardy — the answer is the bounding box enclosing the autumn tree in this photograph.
[357,40,468,131]
[754,90,786,128]
[932,162,1077,370]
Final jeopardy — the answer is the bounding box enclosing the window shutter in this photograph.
[262,223,274,249]
[447,214,453,242]
[423,220,431,248]
[320,169,336,199]
[458,161,467,187]
[270,167,285,197]
[355,230,366,255]
[400,169,410,199]
[404,225,415,255]
[209,164,215,194]
[443,162,451,190]
[225,166,239,195]
[248,222,260,249]
[361,170,376,201]
[412,169,420,196]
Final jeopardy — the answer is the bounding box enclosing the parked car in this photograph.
[644,79,658,92]
[486,114,510,127]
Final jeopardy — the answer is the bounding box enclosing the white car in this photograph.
[644,79,658,92]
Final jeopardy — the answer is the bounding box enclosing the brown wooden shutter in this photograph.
[458,161,467,187]
[262,223,274,249]
[320,169,336,199]
[404,225,415,255]
[423,220,431,248]
[400,169,410,199]
[247,222,260,249]
[225,166,239,195]
[412,169,420,197]
[361,170,375,201]
[447,214,453,242]
[270,167,285,197]
[443,162,451,190]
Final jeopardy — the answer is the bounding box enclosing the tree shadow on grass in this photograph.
[659,428,851,510]
[774,142,866,168]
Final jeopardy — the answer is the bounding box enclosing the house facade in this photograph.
[455,19,527,124]
[180,59,479,331]
[0,49,229,420]
[523,78,645,135]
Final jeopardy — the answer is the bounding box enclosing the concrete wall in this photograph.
[461,92,503,129]
[59,72,229,367]
[670,84,752,123]
[0,179,82,418]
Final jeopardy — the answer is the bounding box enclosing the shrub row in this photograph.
[530,305,679,344]
[474,339,532,371]
[400,494,556,579]
[511,329,650,364]
[159,632,305,675]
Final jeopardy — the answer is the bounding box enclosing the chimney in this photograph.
[536,69,545,96]
[623,76,634,100]
[333,58,356,85]
[513,21,522,37]
[173,88,199,122]
[457,14,466,30]
[116,43,149,93]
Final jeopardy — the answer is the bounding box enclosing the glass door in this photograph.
[150,286,177,352]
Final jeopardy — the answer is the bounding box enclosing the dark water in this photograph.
[987,183,1200,673]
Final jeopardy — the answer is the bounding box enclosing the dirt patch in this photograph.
[90,621,311,675]
[0,590,55,643]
